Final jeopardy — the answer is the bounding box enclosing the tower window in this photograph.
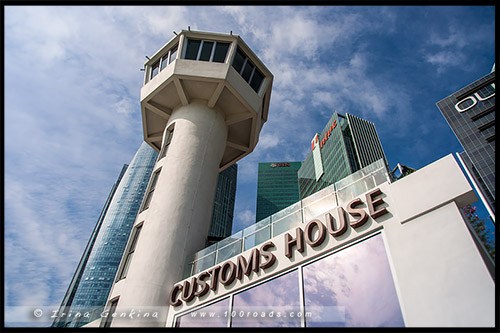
[158,124,175,161]
[102,298,119,328]
[183,39,230,63]
[140,169,161,212]
[231,47,264,93]
[147,44,178,82]
[117,224,143,280]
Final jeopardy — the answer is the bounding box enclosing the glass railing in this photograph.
[184,158,391,278]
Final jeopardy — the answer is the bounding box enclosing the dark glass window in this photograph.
[250,69,264,93]
[232,49,246,74]
[151,61,160,79]
[103,299,118,328]
[302,234,404,327]
[185,39,201,60]
[159,124,175,160]
[241,61,255,82]
[117,225,142,280]
[169,45,178,64]
[213,42,230,63]
[199,41,214,61]
[232,269,301,327]
[231,47,264,93]
[176,297,229,327]
[141,169,160,211]
[160,54,169,71]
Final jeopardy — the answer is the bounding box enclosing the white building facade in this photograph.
[164,154,494,327]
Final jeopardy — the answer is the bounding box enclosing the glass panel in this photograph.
[216,240,242,263]
[194,252,216,274]
[232,269,301,327]
[199,41,214,61]
[160,54,168,71]
[150,61,160,79]
[119,252,133,279]
[213,42,230,63]
[272,201,301,221]
[303,234,404,327]
[272,210,302,237]
[217,231,243,248]
[373,169,389,186]
[302,191,337,222]
[196,242,217,259]
[176,297,229,327]
[185,39,201,60]
[243,217,270,236]
[241,61,254,82]
[243,226,271,251]
[169,45,178,64]
[363,175,376,191]
[249,68,264,92]
[232,48,246,73]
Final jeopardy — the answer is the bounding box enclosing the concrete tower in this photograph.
[101,30,273,327]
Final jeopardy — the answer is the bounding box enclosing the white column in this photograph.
[113,100,227,326]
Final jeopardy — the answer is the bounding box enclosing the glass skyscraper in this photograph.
[208,163,238,242]
[298,112,387,199]
[54,143,238,327]
[436,69,495,217]
[256,161,302,222]
[53,142,158,327]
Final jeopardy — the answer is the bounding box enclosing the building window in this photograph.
[148,44,179,81]
[302,234,404,327]
[231,47,264,93]
[183,39,230,63]
[103,298,119,328]
[158,124,175,160]
[231,269,301,327]
[117,224,143,280]
[141,169,160,212]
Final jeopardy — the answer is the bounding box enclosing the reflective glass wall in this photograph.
[176,233,405,327]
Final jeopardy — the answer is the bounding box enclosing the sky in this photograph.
[3,5,495,327]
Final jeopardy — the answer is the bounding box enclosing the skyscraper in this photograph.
[55,143,238,327]
[256,161,301,222]
[53,142,158,327]
[298,112,387,198]
[436,69,495,219]
[208,163,238,242]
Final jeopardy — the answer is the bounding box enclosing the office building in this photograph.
[436,69,495,219]
[53,142,158,327]
[209,163,238,242]
[256,161,301,222]
[298,112,387,198]
[91,29,273,327]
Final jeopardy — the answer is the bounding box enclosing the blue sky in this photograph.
[3,6,495,327]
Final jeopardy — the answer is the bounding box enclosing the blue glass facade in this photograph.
[53,142,158,327]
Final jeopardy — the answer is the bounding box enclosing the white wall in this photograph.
[166,154,495,327]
